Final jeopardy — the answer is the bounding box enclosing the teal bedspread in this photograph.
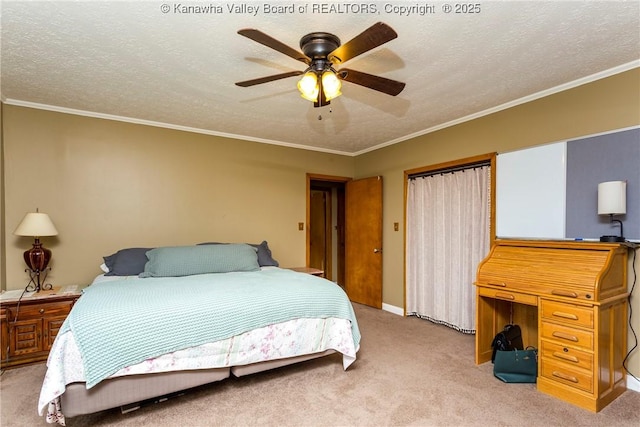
[60,268,360,388]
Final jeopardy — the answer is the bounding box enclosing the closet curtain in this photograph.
[406,165,491,333]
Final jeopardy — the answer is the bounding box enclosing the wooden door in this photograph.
[310,189,329,273]
[345,176,383,308]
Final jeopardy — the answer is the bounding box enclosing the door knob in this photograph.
[373,248,382,253]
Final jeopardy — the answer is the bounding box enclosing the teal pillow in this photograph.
[197,241,279,267]
[139,244,259,278]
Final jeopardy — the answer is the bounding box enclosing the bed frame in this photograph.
[60,350,335,417]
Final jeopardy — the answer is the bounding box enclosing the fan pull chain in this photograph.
[318,107,334,121]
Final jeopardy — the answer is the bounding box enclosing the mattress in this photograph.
[39,268,360,421]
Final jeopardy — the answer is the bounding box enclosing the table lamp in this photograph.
[597,181,626,242]
[13,209,59,291]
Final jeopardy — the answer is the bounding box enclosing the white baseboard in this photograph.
[628,374,640,392]
[382,303,404,316]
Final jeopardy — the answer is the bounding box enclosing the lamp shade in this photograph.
[598,181,626,215]
[14,212,59,237]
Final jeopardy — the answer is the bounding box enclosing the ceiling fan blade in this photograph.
[235,71,303,87]
[238,29,310,65]
[339,68,405,96]
[329,22,397,64]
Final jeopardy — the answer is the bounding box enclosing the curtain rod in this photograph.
[408,161,490,180]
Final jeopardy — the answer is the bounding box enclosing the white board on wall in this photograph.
[496,142,567,239]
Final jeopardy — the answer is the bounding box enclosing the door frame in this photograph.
[306,173,351,282]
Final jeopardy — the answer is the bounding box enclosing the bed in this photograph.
[37,243,361,424]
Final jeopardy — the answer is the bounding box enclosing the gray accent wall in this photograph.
[566,128,639,241]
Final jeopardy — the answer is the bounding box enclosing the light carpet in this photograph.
[1,303,639,426]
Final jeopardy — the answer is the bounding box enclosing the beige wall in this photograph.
[2,68,639,377]
[2,106,355,288]
[356,68,640,308]
[354,68,640,377]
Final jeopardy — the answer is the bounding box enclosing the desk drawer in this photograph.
[540,322,594,350]
[478,287,537,305]
[541,300,593,328]
[540,340,593,371]
[476,280,595,302]
[541,358,593,393]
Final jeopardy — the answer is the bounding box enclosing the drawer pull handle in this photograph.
[552,371,579,383]
[39,309,45,314]
[552,331,579,342]
[495,292,515,300]
[552,351,579,363]
[551,290,578,298]
[489,282,507,287]
[552,311,578,321]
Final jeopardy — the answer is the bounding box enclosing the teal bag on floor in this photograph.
[493,347,538,383]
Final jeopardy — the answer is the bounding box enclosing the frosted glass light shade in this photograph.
[321,70,342,101]
[598,181,626,215]
[297,72,319,102]
[14,212,59,237]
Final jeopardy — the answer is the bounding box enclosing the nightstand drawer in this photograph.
[540,322,593,350]
[7,301,73,320]
[541,358,593,393]
[540,340,593,371]
[541,300,593,328]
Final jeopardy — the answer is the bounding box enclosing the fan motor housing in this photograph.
[299,32,341,59]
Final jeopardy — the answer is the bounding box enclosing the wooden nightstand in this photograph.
[288,267,325,277]
[1,287,81,369]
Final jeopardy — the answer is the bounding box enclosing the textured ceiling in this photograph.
[2,1,639,155]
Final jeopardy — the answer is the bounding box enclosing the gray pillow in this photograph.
[140,244,260,278]
[253,241,279,267]
[104,248,153,276]
[198,240,279,267]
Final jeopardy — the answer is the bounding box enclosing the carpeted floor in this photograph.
[1,303,639,426]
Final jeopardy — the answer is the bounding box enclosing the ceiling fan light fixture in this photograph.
[237,23,404,107]
[322,69,342,101]
[297,71,319,101]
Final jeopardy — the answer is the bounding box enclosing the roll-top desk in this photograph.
[475,239,630,412]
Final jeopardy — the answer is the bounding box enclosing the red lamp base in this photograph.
[23,238,52,292]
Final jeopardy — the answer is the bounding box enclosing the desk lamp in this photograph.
[14,209,59,292]
[598,181,626,242]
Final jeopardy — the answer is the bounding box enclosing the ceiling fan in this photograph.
[235,22,406,108]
